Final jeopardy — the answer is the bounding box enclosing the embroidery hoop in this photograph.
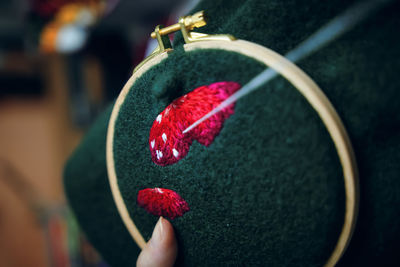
[106,11,359,267]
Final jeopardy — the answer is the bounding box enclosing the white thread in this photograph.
[173,148,179,158]
[156,188,164,193]
[156,114,162,123]
[156,150,163,160]
[182,0,393,134]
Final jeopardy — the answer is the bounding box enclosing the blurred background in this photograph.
[0,0,198,266]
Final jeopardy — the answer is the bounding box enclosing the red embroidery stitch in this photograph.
[137,188,190,219]
[149,81,241,166]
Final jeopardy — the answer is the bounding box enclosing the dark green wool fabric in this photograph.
[114,49,344,267]
[64,105,139,265]
[64,0,400,266]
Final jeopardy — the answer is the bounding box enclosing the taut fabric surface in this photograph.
[64,0,400,266]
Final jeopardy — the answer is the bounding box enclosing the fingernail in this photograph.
[150,217,164,245]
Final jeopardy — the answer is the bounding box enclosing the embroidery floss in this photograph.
[137,188,190,219]
[183,0,393,135]
[149,81,241,166]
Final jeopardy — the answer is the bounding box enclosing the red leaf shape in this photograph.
[149,81,241,166]
[137,188,190,219]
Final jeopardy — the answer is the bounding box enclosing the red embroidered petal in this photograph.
[149,81,241,166]
[137,188,190,219]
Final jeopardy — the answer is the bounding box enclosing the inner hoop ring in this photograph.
[106,39,359,267]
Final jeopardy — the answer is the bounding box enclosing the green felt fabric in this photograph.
[114,49,344,267]
[64,0,400,266]
[64,105,140,264]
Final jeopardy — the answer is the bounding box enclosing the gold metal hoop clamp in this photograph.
[133,11,235,73]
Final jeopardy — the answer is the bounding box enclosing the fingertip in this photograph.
[157,217,177,251]
[136,217,177,267]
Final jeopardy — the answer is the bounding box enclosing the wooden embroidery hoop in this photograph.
[106,11,359,267]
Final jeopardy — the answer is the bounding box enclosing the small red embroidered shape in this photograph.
[149,81,241,166]
[137,188,190,219]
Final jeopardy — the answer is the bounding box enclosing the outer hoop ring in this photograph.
[106,39,359,267]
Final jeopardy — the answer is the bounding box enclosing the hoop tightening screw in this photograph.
[150,11,207,39]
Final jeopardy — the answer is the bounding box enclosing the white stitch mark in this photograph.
[156,188,164,193]
[156,114,162,123]
[162,133,167,143]
[172,148,179,158]
[151,139,155,148]
[165,107,170,115]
